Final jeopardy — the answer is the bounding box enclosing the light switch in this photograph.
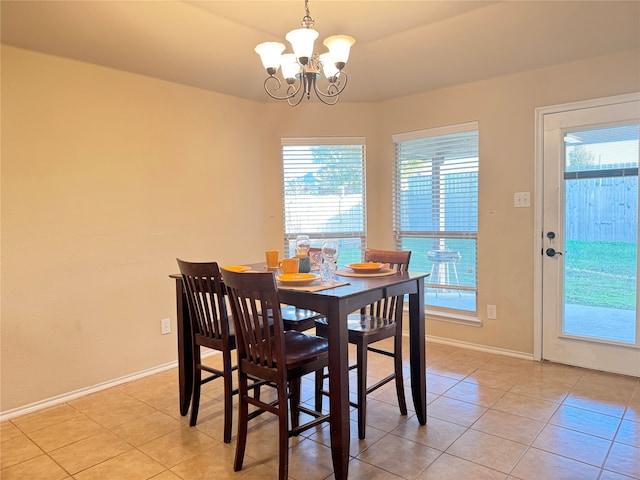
[161,318,171,335]
[514,192,530,208]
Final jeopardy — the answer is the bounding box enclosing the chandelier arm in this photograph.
[314,90,340,106]
[286,85,306,107]
[262,75,302,102]
[312,72,348,103]
[286,71,313,106]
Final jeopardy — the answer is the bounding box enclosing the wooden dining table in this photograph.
[170,264,428,480]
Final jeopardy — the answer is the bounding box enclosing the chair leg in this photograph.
[314,368,324,412]
[394,333,407,416]
[289,377,301,430]
[356,341,367,440]
[278,382,290,480]
[222,350,234,443]
[234,374,249,472]
[189,349,201,427]
[254,379,261,402]
[430,263,438,297]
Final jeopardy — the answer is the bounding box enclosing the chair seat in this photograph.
[281,306,323,322]
[282,331,328,368]
[196,331,236,351]
[280,305,324,332]
[195,315,243,351]
[316,314,396,334]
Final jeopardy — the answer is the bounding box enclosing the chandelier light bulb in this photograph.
[255,42,285,74]
[323,35,355,69]
[285,28,319,65]
[281,53,301,81]
[319,52,339,80]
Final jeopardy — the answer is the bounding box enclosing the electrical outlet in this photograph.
[487,305,497,319]
[161,318,171,335]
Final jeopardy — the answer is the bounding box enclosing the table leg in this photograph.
[326,302,350,480]
[409,276,427,424]
[175,278,193,417]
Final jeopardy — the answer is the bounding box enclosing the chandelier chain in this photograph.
[301,0,315,28]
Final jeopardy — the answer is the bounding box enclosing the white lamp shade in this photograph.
[280,53,300,80]
[323,35,355,65]
[285,28,319,60]
[320,53,339,79]
[255,42,285,71]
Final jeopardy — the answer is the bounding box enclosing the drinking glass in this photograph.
[295,235,311,272]
[295,235,310,256]
[321,240,340,264]
[320,262,337,285]
[309,250,323,271]
[320,241,340,285]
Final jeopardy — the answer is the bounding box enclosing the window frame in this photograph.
[281,137,367,263]
[392,122,479,318]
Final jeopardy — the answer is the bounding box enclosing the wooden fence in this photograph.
[565,176,638,243]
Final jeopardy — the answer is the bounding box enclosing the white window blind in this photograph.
[282,137,366,265]
[393,123,478,313]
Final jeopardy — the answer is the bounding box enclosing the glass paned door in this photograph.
[540,95,640,376]
[563,125,638,344]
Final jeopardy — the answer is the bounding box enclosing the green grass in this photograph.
[564,240,637,310]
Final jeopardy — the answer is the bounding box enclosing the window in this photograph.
[393,122,478,314]
[282,137,366,265]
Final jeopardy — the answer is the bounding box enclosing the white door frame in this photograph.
[533,92,640,362]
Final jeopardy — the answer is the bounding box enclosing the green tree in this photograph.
[310,146,362,195]
[568,145,596,169]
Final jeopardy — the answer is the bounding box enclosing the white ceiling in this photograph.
[2,1,639,103]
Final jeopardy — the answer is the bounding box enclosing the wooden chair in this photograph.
[315,248,411,439]
[222,268,330,480]
[176,258,236,443]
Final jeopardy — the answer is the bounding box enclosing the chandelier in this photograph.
[254,0,355,106]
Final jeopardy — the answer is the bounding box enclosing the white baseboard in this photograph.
[0,360,179,421]
[2,351,225,422]
[424,334,535,361]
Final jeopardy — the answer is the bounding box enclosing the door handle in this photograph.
[546,248,563,257]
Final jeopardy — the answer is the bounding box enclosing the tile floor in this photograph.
[2,337,639,479]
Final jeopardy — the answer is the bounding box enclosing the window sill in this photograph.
[425,308,482,327]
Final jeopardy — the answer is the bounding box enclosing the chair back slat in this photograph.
[362,249,411,318]
[364,248,411,272]
[223,269,285,371]
[177,259,230,341]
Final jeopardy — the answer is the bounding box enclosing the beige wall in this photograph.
[1,46,268,412]
[377,49,640,353]
[2,44,638,413]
